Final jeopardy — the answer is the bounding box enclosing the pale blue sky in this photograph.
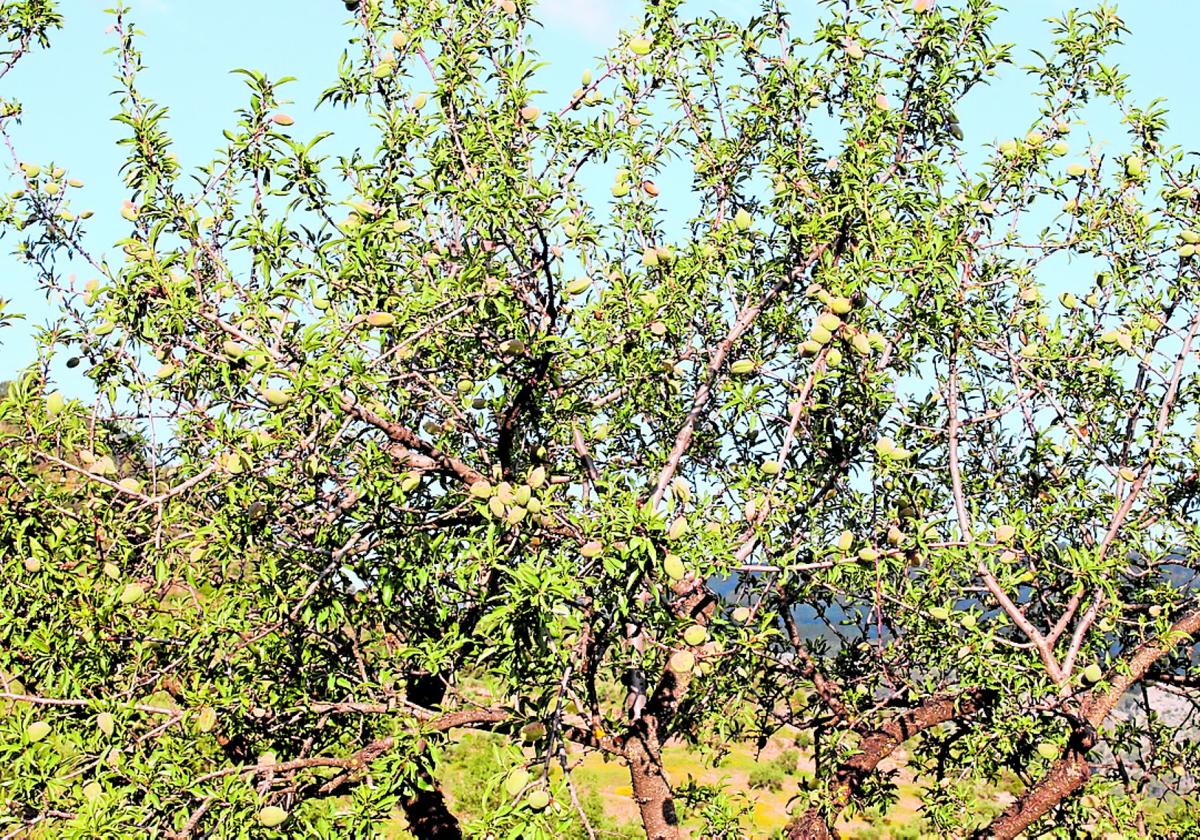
[2,0,1199,385]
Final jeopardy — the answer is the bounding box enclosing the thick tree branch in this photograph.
[977,606,1200,839]
[341,397,487,487]
[785,689,994,839]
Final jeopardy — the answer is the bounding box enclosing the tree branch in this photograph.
[341,397,486,487]
[977,606,1200,839]
[786,689,995,839]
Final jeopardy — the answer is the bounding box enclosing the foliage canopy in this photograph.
[1,1,1199,838]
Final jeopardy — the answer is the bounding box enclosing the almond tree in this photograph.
[2,1,1199,838]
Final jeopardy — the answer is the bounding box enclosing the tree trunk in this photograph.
[403,786,464,840]
[401,674,463,840]
[617,576,713,840]
[785,809,838,840]
[626,728,680,840]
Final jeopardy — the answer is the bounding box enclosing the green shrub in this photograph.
[748,761,787,792]
[776,748,802,772]
[889,819,927,840]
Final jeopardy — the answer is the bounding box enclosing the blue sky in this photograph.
[3,0,1200,384]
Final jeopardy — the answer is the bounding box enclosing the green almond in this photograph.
[257,806,289,827]
[196,706,217,733]
[565,276,592,295]
[119,583,145,605]
[669,649,696,673]
[663,553,686,581]
[505,768,531,797]
[667,517,689,540]
[629,37,653,56]
[817,313,842,332]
